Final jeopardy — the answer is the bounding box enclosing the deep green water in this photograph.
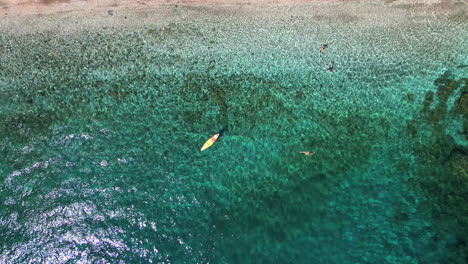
[1,3,468,264]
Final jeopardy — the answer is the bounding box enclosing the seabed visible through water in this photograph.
[0,1,467,263]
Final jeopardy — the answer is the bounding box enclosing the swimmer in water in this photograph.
[327,61,334,72]
[299,151,316,156]
[320,44,328,53]
[320,42,332,53]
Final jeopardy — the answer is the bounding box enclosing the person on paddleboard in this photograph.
[200,128,226,151]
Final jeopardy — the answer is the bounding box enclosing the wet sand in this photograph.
[0,0,455,17]
[0,0,330,16]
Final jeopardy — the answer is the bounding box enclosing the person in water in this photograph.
[299,151,315,156]
[320,44,328,53]
[320,42,332,53]
[327,61,334,72]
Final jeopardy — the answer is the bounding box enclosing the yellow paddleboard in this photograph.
[201,133,220,151]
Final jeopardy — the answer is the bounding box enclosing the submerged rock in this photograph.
[405,71,468,262]
[446,147,468,178]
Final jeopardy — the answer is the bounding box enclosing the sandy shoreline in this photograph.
[0,0,455,17]
[0,0,331,16]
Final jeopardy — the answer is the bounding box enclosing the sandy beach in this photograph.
[0,0,332,16]
[0,0,460,17]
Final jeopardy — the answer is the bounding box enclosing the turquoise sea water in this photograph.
[1,2,468,263]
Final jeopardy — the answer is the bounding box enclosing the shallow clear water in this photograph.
[1,2,468,263]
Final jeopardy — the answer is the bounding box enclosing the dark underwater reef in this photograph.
[406,71,467,264]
